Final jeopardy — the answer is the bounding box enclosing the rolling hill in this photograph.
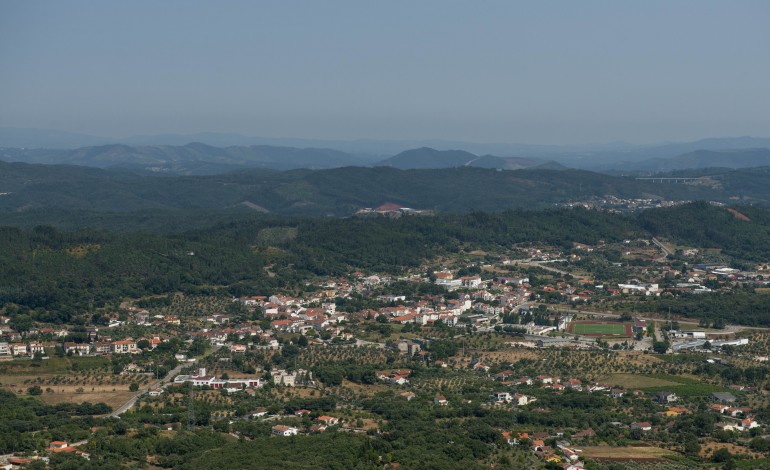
[616,148,770,173]
[3,162,770,223]
[376,147,548,170]
[6,132,770,176]
[0,143,374,174]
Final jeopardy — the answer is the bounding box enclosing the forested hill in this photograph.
[375,147,548,170]
[0,207,634,318]
[2,203,770,321]
[619,148,770,172]
[3,161,770,218]
[637,201,770,262]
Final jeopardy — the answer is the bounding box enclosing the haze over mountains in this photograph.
[3,127,770,174]
[3,159,770,222]
[612,148,770,173]
[3,127,770,223]
[0,143,377,175]
[376,147,558,171]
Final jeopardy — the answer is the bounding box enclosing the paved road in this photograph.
[651,237,673,261]
[652,321,665,343]
[518,259,570,276]
[109,361,188,418]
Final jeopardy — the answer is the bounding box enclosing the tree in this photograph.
[31,351,43,366]
[9,314,33,334]
[189,337,209,356]
[26,461,46,470]
[652,340,669,354]
[27,385,42,395]
[712,447,732,463]
[683,439,701,456]
[750,437,769,452]
[129,382,139,392]
[282,344,300,360]
[137,339,151,350]
[297,335,309,347]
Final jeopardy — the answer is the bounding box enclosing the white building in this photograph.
[272,425,298,436]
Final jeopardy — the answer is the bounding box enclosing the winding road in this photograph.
[109,361,189,418]
[651,237,674,261]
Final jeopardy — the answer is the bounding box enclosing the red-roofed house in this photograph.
[316,415,339,426]
[111,339,138,354]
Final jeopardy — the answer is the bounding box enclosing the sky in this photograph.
[1,0,769,145]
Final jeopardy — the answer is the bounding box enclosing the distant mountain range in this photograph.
[5,140,767,175]
[0,143,558,174]
[376,147,561,170]
[0,143,377,174]
[3,127,770,174]
[2,162,770,220]
[3,126,770,167]
[613,148,770,173]
[0,126,630,154]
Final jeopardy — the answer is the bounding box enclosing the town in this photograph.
[3,232,770,469]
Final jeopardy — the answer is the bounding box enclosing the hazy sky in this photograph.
[1,1,769,144]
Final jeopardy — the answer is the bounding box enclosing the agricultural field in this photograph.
[0,355,111,375]
[602,373,683,389]
[580,445,676,461]
[602,373,729,397]
[568,321,632,337]
[0,355,146,410]
[460,349,540,366]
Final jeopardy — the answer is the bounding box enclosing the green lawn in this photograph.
[639,374,730,397]
[570,322,628,335]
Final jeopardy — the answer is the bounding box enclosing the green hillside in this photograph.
[3,162,762,220]
[3,202,770,320]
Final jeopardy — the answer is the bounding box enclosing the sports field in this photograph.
[568,321,632,337]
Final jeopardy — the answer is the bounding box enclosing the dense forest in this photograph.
[1,202,769,326]
[5,162,770,217]
[637,201,770,262]
[0,207,634,317]
[0,390,110,455]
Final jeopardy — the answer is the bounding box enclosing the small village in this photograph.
[3,236,770,469]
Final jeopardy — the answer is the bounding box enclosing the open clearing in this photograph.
[700,442,763,460]
[601,373,729,397]
[39,390,136,409]
[339,379,389,395]
[456,349,539,367]
[601,373,683,389]
[580,445,675,462]
[0,356,147,411]
[2,376,141,410]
